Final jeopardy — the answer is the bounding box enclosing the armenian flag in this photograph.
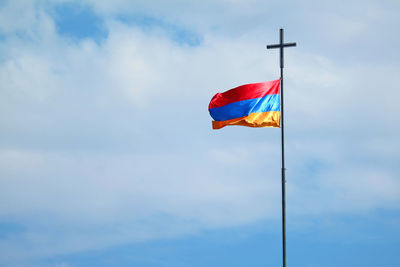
[208,79,281,129]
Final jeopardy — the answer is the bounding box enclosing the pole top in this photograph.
[266,29,297,68]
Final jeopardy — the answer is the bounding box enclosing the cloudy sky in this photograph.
[0,0,399,266]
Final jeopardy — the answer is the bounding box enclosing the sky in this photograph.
[0,0,399,266]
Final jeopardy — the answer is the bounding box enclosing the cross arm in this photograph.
[266,42,297,49]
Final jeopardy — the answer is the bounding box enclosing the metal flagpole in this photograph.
[267,28,296,267]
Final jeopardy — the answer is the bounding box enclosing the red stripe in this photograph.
[208,79,280,109]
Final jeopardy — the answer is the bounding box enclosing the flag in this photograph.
[208,79,281,129]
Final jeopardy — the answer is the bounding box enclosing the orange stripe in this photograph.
[212,111,280,130]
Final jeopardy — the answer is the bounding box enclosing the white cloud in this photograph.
[0,0,36,34]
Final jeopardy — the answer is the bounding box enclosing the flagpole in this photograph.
[267,28,296,267]
[279,28,287,267]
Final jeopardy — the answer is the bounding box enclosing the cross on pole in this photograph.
[266,28,296,267]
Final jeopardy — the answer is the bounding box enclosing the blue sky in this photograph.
[0,0,399,266]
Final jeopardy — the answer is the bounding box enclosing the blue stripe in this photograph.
[209,94,280,121]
